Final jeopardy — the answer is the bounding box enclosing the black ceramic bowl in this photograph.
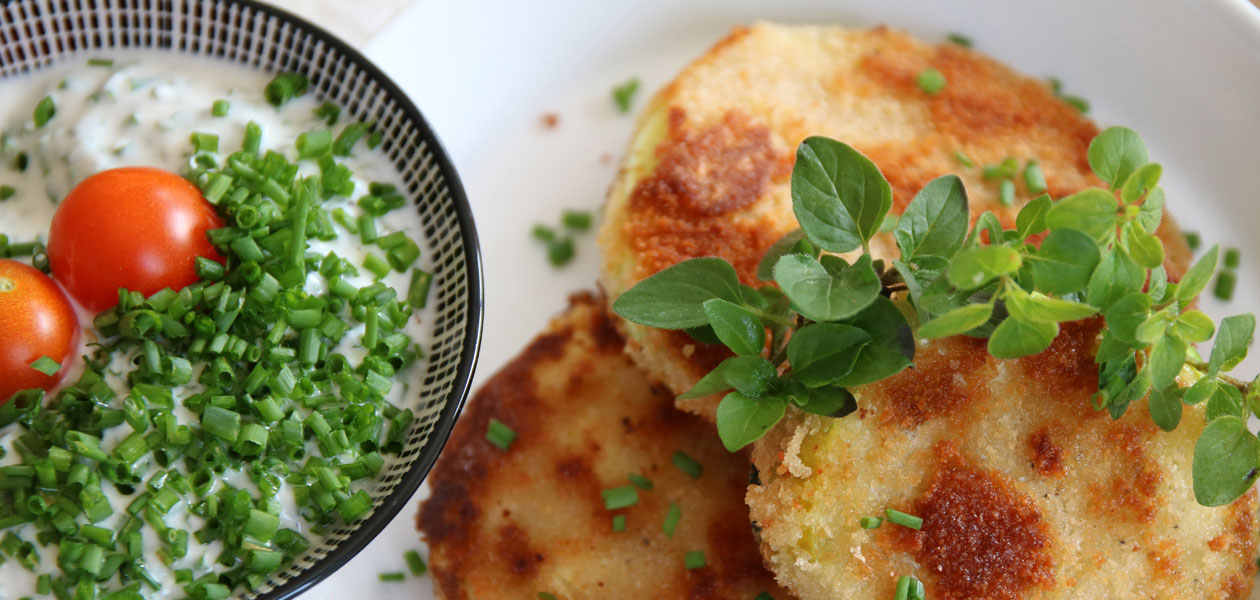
[0,1,482,598]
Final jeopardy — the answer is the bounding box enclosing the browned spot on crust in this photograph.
[1028,425,1066,477]
[1018,318,1103,406]
[495,521,544,577]
[667,329,733,375]
[625,108,790,283]
[1218,490,1259,597]
[894,457,1055,599]
[870,335,992,428]
[1145,539,1181,582]
[1089,422,1162,524]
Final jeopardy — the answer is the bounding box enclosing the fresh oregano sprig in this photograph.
[612,128,1258,508]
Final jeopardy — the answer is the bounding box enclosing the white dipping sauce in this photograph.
[0,54,435,598]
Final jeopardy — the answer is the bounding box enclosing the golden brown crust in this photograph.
[417,294,791,599]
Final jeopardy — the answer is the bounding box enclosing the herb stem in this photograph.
[1186,360,1251,394]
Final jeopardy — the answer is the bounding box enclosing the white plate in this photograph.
[310,0,1260,597]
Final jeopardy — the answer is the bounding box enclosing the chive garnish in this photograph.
[860,516,883,529]
[612,77,640,114]
[1023,160,1047,194]
[562,209,593,231]
[486,418,517,450]
[1225,247,1240,269]
[33,96,55,127]
[548,238,575,267]
[1215,270,1237,302]
[895,575,926,600]
[378,572,406,582]
[87,57,114,67]
[628,473,654,490]
[998,179,1015,207]
[538,593,559,600]
[612,514,627,532]
[671,451,703,480]
[953,150,973,168]
[264,72,309,107]
[211,99,230,117]
[915,68,946,95]
[532,224,556,242]
[662,501,681,538]
[885,508,923,530]
[314,101,341,126]
[27,356,60,376]
[601,486,639,510]
[946,33,973,47]
[1185,231,1202,251]
[404,549,427,576]
[0,185,14,201]
[684,550,706,570]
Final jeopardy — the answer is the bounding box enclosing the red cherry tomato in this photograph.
[0,259,79,403]
[48,167,225,312]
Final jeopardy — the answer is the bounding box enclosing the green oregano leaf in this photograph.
[1030,228,1100,295]
[1086,247,1145,310]
[1149,336,1187,390]
[791,136,891,252]
[786,323,871,387]
[963,211,1004,249]
[757,229,807,282]
[1175,245,1219,304]
[894,174,969,260]
[1184,376,1217,405]
[1004,291,1098,324]
[612,258,743,329]
[1136,187,1165,234]
[1121,221,1165,270]
[987,316,1058,359]
[1015,193,1052,239]
[678,356,777,400]
[918,303,994,339]
[1104,293,1153,344]
[774,253,881,322]
[1120,162,1162,205]
[1148,385,1183,432]
[1209,314,1256,376]
[947,245,1021,290]
[792,385,857,418]
[833,297,915,386]
[1088,126,1149,190]
[1206,383,1245,422]
[715,392,787,452]
[1045,188,1119,242]
[1170,310,1215,344]
[1192,416,1260,506]
[702,298,765,357]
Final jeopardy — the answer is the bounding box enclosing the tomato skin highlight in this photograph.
[48,167,224,312]
[0,259,79,403]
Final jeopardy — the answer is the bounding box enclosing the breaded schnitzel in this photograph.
[417,294,790,599]
[597,22,1191,420]
[748,319,1259,599]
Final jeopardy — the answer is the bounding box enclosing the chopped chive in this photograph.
[1214,270,1237,301]
[1184,231,1201,251]
[408,269,434,309]
[628,473,654,490]
[363,252,391,280]
[662,501,681,538]
[28,356,60,376]
[612,77,640,114]
[532,224,556,242]
[87,57,115,67]
[486,418,517,450]
[547,238,575,267]
[191,132,219,153]
[671,451,702,480]
[211,99,230,117]
[1063,95,1090,113]
[601,485,638,510]
[538,594,559,600]
[378,572,406,582]
[296,129,332,159]
[265,72,309,107]
[562,209,593,231]
[684,550,706,570]
[916,68,946,95]
[999,179,1015,207]
[953,150,973,168]
[611,514,626,532]
[755,594,775,600]
[1023,160,1047,194]
[33,96,55,127]
[947,33,973,47]
[885,508,923,530]
[314,101,341,126]
[896,575,926,600]
[404,549,427,576]
[1225,247,1240,269]
[367,131,383,149]
[860,516,883,529]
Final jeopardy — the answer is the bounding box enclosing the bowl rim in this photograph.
[223,1,486,598]
[1,0,484,597]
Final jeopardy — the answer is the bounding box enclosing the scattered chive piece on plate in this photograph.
[0,185,15,201]
[953,150,973,168]
[532,224,556,242]
[1063,95,1090,113]
[1185,231,1202,251]
[915,68,946,95]
[628,473,654,490]
[33,96,55,127]
[860,516,883,529]
[28,356,60,376]
[612,514,627,532]
[378,572,406,583]
[672,451,703,480]
[1224,247,1240,269]
[562,209,593,231]
[755,594,775,600]
[896,575,927,600]
[87,57,114,67]
[538,593,559,600]
[486,418,517,451]
[314,101,341,126]
[947,33,973,47]
[662,501,682,538]
[547,238,575,267]
[612,77,640,114]
[404,549,427,576]
[601,485,639,510]
[211,99,230,117]
[1214,270,1237,301]
[684,550,706,570]
[1024,160,1047,194]
[885,508,923,530]
[999,179,1016,207]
